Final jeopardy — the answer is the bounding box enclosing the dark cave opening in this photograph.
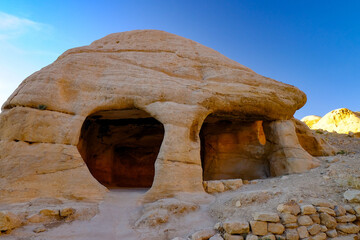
[77,109,164,188]
[200,114,270,181]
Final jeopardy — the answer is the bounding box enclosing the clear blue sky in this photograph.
[0,0,359,118]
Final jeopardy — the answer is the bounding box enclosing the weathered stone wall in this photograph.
[173,200,360,240]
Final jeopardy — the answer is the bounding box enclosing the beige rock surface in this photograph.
[0,30,321,203]
[292,118,336,156]
[300,115,321,128]
[309,108,360,134]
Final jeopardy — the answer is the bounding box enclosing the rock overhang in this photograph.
[2,30,306,121]
[0,30,322,204]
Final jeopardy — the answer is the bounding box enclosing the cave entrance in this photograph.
[200,114,270,181]
[77,109,164,188]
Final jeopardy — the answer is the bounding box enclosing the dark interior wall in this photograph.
[200,116,270,181]
[77,110,164,188]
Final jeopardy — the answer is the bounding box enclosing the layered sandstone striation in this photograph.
[0,30,327,203]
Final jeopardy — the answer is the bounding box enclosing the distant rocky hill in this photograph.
[302,108,360,136]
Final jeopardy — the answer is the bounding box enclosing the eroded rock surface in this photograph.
[0,30,323,203]
[302,108,360,135]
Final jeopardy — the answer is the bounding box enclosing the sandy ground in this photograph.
[3,189,146,240]
[2,131,360,239]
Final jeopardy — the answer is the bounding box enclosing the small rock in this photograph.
[259,234,275,240]
[204,181,225,193]
[313,200,335,209]
[300,205,316,215]
[171,238,186,240]
[327,157,340,163]
[267,223,285,235]
[0,212,21,232]
[344,205,355,214]
[33,226,46,233]
[298,215,313,226]
[336,223,360,234]
[222,179,243,191]
[223,220,249,234]
[235,201,241,208]
[280,213,297,224]
[253,212,279,223]
[250,221,267,236]
[39,209,59,217]
[285,228,299,240]
[326,229,337,238]
[191,228,216,240]
[60,208,76,217]
[310,214,320,224]
[311,232,326,240]
[27,214,48,223]
[334,205,346,216]
[297,226,309,238]
[320,225,328,232]
[307,223,321,236]
[245,234,258,240]
[275,235,285,240]
[223,233,244,240]
[319,213,337,229]
[277,202,300,215]
[316,207,336,216]
[214,222,223,231]
[354,205,360,215]
[322,175,330,180]
[336,214,356,223]
[285,223,298,229]
[344,190,360,203]
[209,233,224,240]
[134,209,169,227]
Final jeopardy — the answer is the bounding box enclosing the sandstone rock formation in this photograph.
[292,118,337,156]
[302,108,360,135]
[300,115,321,128]
[0,30,326,203]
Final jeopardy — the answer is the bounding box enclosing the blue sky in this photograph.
[0,0,359,118]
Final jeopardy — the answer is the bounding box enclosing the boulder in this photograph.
[0,212,22,232]
[320,213,337,229]
[297,226,309,238]
[336,223,360,234]
[307,223,321,235]
[223,219,250,234]
[0,30,316,203]
[300,204,317,215]
[277,202,301,215]
[344,189,360,203]
[298,215,313,226]
[267,223,285,234]
[250,221,267,235]
[191,228,216,240]
[300,115,321,128]
[312,108,360,134]
[253,212,279,223]
[292,118,336,156]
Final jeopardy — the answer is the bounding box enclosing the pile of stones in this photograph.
[176,200,360,240]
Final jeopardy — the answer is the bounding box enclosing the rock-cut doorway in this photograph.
[77,109,164,188]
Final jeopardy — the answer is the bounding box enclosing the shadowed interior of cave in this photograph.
[77,109,164,188]
[200,114,270,181]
